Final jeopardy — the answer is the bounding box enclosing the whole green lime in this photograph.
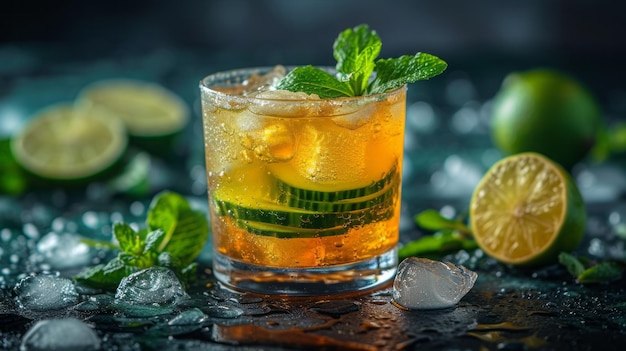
[490,69,603,170]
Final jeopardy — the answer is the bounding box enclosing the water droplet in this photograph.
[205,304,244,319]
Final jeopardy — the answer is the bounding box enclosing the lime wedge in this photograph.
[76,79,189,138]
[10,103,127,181]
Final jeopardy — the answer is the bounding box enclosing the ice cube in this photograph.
[114,267,189,306]
[34,232,91,270]
[392,257,477,310]
[247,89,320,117]
[14,273,79,311]
[20,318,101,351]
[243,65,287,94]
[270,123,367,184]
[331,103,376,130]
[242,122,296,163]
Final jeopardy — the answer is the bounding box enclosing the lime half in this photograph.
[470,152,586,267]
[11,103,127,181]
[76,79,189,138]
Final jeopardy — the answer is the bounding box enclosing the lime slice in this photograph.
[76,79,189,138]
[10,103,127,181]
[469,152,586,266]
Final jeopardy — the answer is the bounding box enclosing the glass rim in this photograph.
[199,66,407,105]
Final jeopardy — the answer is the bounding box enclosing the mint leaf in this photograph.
[113,222,144,256]
[578,262,623,284]
[74,257,136,290]
[558,252,586,278]
[275,66,352,98]
[147,191,209,266]
[559,252,624,284]
[277,24,447,97]
[333,24,381,95]
[368,53,448,95]
[143,229,165,254]
[415,209,469,233]
[398,230,478,260]
[75,190,209,290]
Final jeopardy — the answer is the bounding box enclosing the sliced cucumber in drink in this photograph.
[276,165,398,205]
[212,167,399,237]
[233,219,350,239]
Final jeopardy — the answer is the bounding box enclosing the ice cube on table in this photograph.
[21,318,100,351]
[392,257,477,310]
[14,273,78,311]
[114,267,189,306]
[35,232,91,269]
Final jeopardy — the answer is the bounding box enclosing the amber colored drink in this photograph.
[200,66,406,295]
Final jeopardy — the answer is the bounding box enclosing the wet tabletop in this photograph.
[2,45,626,351]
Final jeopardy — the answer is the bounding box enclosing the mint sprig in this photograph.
[399,210,476,260]
[276,24,447,97]
[558,252,624,284]
[74,191,209,289]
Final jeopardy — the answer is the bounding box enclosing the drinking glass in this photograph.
[200,66,406,295]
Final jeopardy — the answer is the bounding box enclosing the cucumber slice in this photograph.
[214,187,396,229]
[234,219,350,239]
[276,165,398,202]
[212,165,400,237]
[277,173,399,212]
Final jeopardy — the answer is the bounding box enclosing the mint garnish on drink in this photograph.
[276,24,448,98]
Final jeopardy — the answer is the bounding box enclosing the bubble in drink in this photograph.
[14,273,79,311]
[21,318,101,351]
[115,267,188,306]
[392,257,477,310]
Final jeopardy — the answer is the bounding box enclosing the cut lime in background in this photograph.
[76,79,189,153]
[10,103,128,182]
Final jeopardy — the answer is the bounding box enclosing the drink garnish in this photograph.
[275,24,447,98]
[74,191,209,289]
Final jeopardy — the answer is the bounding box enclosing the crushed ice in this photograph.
[21,318,101,351]
[14,273,79,311]
[114,267,189,306]
[392,257,477,310]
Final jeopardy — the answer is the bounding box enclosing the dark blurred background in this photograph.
[1,0,625,129]
[2,0,625,68]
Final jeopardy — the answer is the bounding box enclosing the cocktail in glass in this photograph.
[200,66,406,295]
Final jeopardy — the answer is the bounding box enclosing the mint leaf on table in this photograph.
[147,191,209,266]
[415,209,470,233]
[398,230,478,260]
[276,24,447,97]
[74,191,209,290]
[399,209,475,260]
[578,262,623,283]
[74,257,136,290]
[558,252,624,284]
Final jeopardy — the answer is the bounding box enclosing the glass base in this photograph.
[212,247,398,296]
